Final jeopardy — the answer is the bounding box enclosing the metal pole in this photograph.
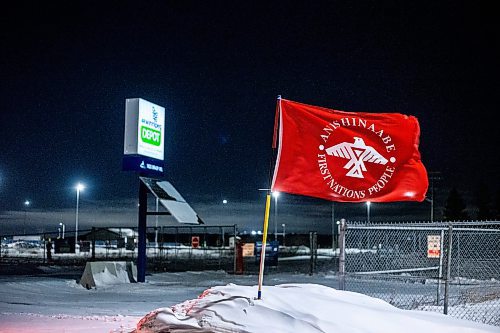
[367,202,371,224]
[257,193,272,300]
[282,224,286,246]
[274,195,278,241]
[431,198,434,223]
[91,227,96,260]
[429,172,441,222]
[42,234,46,264]
[75,189,80,250]
[24,210,27,236]
[437,228,444,305]
[233,225,237,274]
[339,218,346,290]
[331,202,335,250]
[309,232,314,276]
[457,232,460,278]
[23,200,30,236]
[444,224,453,315]
[137,180,148,283]
[155,198,159,251]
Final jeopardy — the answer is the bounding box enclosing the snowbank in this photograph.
[134,283,498,333]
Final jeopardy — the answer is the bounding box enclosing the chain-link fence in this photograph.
[147,225,237,272]
[340,221,500,326]
[1,225,237,272]
[2,221,499,325]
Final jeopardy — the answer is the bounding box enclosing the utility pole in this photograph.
[428,171,442,222]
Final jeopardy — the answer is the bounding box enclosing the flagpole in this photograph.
[257,192,271,299]
[257,95,281,300]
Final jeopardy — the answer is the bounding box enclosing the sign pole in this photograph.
[257,193,272,300]
[437,229,444,305]
[137,179,148,282]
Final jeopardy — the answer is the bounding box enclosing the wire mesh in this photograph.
[343,221,500,326]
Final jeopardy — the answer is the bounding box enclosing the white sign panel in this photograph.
[242,243,255,257]
[137,99,165,160]
[427,235,441,258]
[124,98,165,161]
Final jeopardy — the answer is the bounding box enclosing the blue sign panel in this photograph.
[123,155,164,177]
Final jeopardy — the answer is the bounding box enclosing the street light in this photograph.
[23,200,30,235]
[59,222,65,239]
[75,183,85,250]
[272,191,280,241]
[428,171,441,223]
[366,201,371,224]
[282,223,286,246]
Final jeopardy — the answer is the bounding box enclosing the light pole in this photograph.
[222,199,229,227]
[366,201,371,224]
[425,197,434,222]
[23,200,30,235]
[428,171,441,223]
[59,222,65,239]
[282,223,286,246]
[272,191,280,242]
[75,183,85,250]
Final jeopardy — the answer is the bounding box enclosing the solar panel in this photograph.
[140,177,203,224]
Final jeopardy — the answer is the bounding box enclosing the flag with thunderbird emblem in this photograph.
[271,98,428,202]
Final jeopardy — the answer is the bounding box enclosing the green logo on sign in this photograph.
[141,126,161,146]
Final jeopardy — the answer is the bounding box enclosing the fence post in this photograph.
[309,231,317,276]
[436,228,444,305]
[233,225,237,274]
[338,218,346,290]
[189,226,193,260]
[42,233,46,264]
[444,224,453,315]
[218,226,222,268]
[456,232,461,278]
[91,227,96,260]
[174,227,178,270]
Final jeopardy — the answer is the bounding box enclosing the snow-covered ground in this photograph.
[0,268,498,332]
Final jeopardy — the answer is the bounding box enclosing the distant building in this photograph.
[81,228,137,250]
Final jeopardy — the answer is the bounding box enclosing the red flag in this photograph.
[271,99,428,202]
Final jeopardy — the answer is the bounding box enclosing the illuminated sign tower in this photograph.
[123,98,165,176]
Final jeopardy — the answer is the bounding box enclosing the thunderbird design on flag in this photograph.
[271,98,428,202]
[325,137,389,179]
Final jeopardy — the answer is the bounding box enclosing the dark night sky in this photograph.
[0,1,498,234]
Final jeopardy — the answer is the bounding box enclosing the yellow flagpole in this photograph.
[257,95,281,300]
[257,192,272,299]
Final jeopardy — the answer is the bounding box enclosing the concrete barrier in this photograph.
[79,261,137,289]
